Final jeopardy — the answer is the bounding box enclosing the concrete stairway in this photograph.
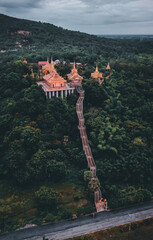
[76,85,106,212]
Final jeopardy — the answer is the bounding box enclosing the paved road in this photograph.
[1,202,153,240]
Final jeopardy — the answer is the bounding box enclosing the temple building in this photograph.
[37,59,75,99]
[67,62,83,84]
[91,65,103,79]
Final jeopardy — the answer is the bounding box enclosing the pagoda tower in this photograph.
[91,64,103,79]
[49,58,56,73]
[67,62,83,84]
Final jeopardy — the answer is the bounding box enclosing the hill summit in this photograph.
[0,13,122,63]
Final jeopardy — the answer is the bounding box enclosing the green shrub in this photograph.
[59,207,72,219]
[35,186,58,210]
[44,213,56,222]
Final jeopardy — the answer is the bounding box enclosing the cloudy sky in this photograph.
[0,0,153,34]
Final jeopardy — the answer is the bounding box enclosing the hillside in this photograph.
[0,13,153,233]
[0,14,153,64]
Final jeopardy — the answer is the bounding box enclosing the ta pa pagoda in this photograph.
[37,59,75,99]
[91,64,103,79]
[91,64,104,84]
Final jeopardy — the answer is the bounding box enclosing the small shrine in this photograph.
[91,64,103,79]
[37,59,75,99]
[67,62,83,84]
[106,63,111,71]
[23,59,27,64]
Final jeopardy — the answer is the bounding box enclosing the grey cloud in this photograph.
[0,0,153,34]
[0,0,41,9]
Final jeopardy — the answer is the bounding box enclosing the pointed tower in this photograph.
[67,62,83,84]
[106,63,111,71]
[95,64,99,72]
[91,64,103,79]
[49,57,55,73]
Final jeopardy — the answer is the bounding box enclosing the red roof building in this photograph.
[38,61,48,66]
[17,30,31,35]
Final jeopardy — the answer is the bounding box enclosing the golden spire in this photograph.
[49,57,55,73]
[51,57,54,66]
[96,64,99,72]
[106,63,111,70]
[71,61,78,75]
[73,61,76,70]
[91,64,103,79]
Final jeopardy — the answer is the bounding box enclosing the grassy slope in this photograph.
[0,180,92,231]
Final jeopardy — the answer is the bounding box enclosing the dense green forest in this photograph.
[0,14,153,232]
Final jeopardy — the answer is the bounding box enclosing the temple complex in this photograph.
[67,62,83,84]
[37,59,75,99]
[91,64,103,79]
[37,59,110,98]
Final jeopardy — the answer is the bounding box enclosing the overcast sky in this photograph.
[0,0,153,34]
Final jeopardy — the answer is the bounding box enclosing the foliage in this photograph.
[59,207,73,220]
[88,178,101,192]
[84,171,92,182]
[35,186,58,209]
[104,185,152,209]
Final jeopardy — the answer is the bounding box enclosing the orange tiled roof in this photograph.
[43,59,66,88]
[38,61,48,66]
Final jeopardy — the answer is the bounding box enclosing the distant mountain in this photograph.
[98,34,153,40]
[0,14,153,63]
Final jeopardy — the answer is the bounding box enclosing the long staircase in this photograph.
[76,85,106,212]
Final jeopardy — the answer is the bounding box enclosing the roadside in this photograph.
[0,201,153,240]
[66,217,153,240]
